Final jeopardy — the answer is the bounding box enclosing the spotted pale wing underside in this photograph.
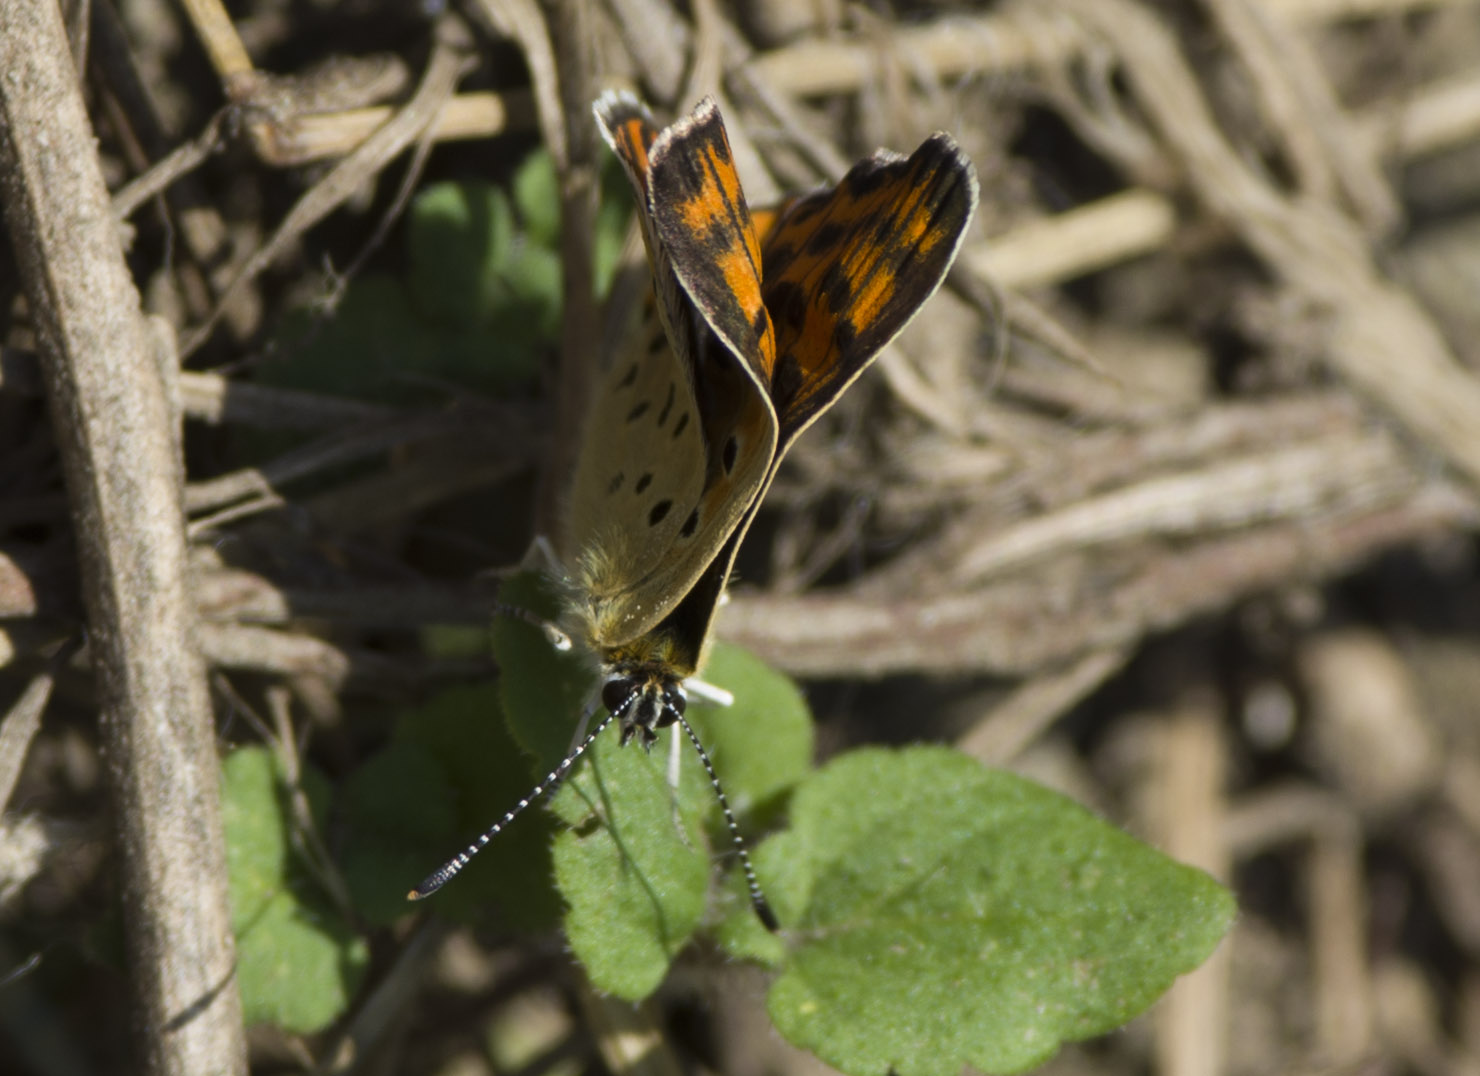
[572,94,779,649]
[564,293,707,591]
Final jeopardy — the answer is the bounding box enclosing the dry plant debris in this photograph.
[3,0,1480,1074]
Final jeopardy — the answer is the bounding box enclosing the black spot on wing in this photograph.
[635,473,653,493]
[833,311,859,352]
[784,195,827,227]
[805,221,847,255]
[607,472,624,494]
[649,500,673,526]
[763,241,797,279]
[626,400,651,423]
[750,305,770,340]
[765,280,807,331]
[672,412,690,438]
[772,353,803,414]
[657,382,675,425]
[679,508,699,538]
[722,435,738,474]
[647,332,667,357]
[819,264,853,317]
[617,363,639,389]
[701,217,734,259]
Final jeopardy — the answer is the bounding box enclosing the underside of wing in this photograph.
[565,292,703,570]
[573,95,780,650]
[760,133,979,452]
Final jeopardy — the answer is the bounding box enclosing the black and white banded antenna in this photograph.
[408,691,780,932]
[407,707,619,901]
[669,708,779,931]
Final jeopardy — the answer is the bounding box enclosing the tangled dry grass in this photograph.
[4,0,1480,1073]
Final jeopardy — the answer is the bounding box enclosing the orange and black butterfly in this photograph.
[412,94,978,929]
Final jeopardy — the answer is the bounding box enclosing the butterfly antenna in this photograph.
[407,709,619,900]
[673,712,780,932]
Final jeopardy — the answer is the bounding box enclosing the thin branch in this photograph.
[180,17,474,357]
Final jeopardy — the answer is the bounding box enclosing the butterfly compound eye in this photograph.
[601,676,637,717]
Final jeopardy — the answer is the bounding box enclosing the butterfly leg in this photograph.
[684,678,734,708]
[563,691,604,760]
[520,533,561,573]
[481,545,572,650]
[668,676,730,798]
[667,724,682,790]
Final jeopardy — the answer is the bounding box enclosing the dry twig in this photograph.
[0,2,245,1072]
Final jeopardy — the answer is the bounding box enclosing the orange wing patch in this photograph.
[600,105,657,182]
[646,98,778,388]
[759,134,978,447]
[595,92,708,388]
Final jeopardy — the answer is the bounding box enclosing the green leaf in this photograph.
[222,746,368,1033]
[550,728,710,999]
[490,571,594,768]
[687,642,813,820]
[402,178,559,387]
[258,275,423,401]
[513,148,561,247]
[408,181,515,331]
[336,739,458,927]
[751,746,1235,1076]
[681,642,812,926]
[419,622,493,660]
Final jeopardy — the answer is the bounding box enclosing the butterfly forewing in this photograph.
[594,94,702,387]
[646,99,778,386]
[574,94,779,650]
[759,134,979,449]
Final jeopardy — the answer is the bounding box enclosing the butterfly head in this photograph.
[601,663,686,750]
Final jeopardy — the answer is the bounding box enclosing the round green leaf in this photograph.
[757,746,1236,1076]
[551,728,710,999]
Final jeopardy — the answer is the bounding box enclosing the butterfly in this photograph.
[411,93,978,929]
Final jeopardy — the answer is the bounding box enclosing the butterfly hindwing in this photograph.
[759,134,979,450]
[564,293,708,610]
